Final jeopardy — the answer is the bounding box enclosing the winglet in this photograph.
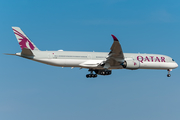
[111,34,118,41]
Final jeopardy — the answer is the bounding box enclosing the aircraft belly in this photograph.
[79,60,103,68]
[139,62,177,69]
[34,59,66,66]
[65,59,87,67]
[36,59,87,67]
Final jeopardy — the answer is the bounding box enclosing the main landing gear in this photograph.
[86,70,97,78]
[86,74,97,78]
[86,69,112,78]
[167,69,172,77]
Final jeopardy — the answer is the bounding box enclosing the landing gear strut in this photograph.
[167,69,172,77]
[86,69,97,78]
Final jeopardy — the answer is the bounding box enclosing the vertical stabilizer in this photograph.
[12,27,39,51]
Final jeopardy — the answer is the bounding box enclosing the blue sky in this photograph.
[1,0,180,120]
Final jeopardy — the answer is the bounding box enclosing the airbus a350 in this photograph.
[6,27,178,78]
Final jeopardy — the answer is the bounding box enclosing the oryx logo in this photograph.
[13,28,35,50]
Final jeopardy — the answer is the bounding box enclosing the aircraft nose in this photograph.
[175,62,178,68]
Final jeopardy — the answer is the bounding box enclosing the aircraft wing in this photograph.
[103,35,124,68]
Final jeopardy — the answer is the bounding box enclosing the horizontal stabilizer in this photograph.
[4,53,16,56]
[21,48,34,56]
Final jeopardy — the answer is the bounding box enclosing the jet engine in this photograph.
[122,60,140,70]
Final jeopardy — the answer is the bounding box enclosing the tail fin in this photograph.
[12,27,39,51]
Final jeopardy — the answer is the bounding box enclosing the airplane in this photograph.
[6,27,178,78]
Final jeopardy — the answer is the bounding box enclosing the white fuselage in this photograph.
[17,51,178,70]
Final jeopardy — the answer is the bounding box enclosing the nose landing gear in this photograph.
[167,69,172,77]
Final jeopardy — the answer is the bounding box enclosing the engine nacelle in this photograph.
[122,60,140,70]
[95,70,112,76]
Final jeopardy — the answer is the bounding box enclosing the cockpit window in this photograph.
[172,59,175,61]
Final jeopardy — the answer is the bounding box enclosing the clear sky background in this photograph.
[1,0,180,120]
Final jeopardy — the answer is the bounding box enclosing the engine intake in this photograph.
[122,60,140,70]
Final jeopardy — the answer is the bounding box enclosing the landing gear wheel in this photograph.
[105,71,109,75]
[86,74,97,78]
[167,74,171,77]
[94,74,97,77]
[86,74,89,78]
